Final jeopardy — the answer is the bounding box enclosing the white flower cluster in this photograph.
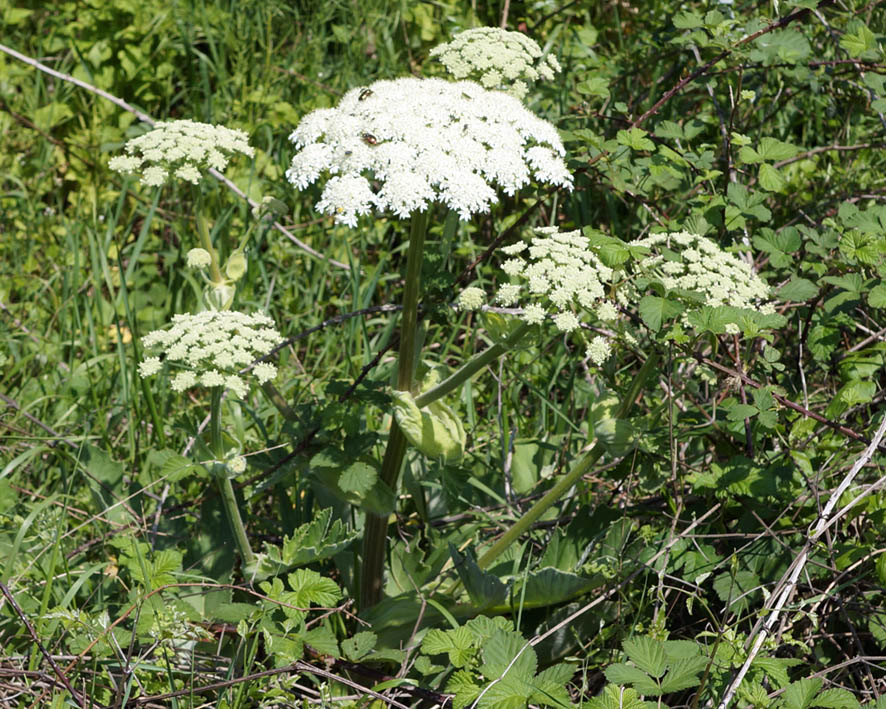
[457,287,486,311]
[495,226,619,365]
[109,120,254,187]
[138,310,281,398]
[286,77,572,226]
[632,231,771,311]
[429,27,561,99]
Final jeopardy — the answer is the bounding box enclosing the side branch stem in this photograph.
[475,351,659,571]
[209,387,255,568]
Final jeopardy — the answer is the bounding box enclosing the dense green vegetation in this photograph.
[2,0,886,706]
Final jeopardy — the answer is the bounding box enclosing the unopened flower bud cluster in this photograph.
[109,120,254,187]
[495,226,619,365]
[632,231,772,312]
[286,77,572,225]
[138,310,281,398]
[430,27,561,99]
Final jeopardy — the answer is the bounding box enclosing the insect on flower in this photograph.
[361,133,378,145]
[359,88,373,101]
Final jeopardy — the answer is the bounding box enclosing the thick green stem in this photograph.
[195,208,224,285]
[475,351,660,571]
[415,321,531,408]
[361,210,429,610]
[209,387,256,568]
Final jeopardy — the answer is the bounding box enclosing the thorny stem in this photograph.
[209,386,256,568]
[361,210,430,610]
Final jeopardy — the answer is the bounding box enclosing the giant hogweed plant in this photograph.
[5,6,886,705]
[119,29,782,626]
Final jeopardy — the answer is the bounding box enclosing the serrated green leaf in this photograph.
[617,127,655,151]
[840,20,876,58]
[673,10,704,28]
[638,295,684,332]
[759,163,786,192]
[576,76,610,100]
[286,569,341,607]
[514,567,597,608]
[752,656,793,689]
[341,631,376,661]
[585,685,650,709]
[447,669,482,709]
[303,625,339,657]
[660,655,706,693]
[155,450,198,482]
[813,688,861,709]
[876,553,886,586]
[726,403,758,422]
[480,628,537,681]
[338,461,376,495]
[757,137,800,161]
[623,637,667,678]
[477,676,534,708]
[868,284,886,309]
[778,278,819,301]
[779,677,822,709]
[604,663,661,695]
[713,569,761,614]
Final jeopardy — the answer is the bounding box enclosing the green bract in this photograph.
[392,390,466,463]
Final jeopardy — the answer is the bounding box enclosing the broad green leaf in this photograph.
[752,656,793,689]
[713,569,761,614]
[450,545,508,609]
[425,625,475,668]
[813,689,860,709]
[617,127,655,151]
[758,163,786,192]
[585,685,650,709]
[303,625,339,656]
[514,567,597,608]
[448,669,482,709]
[33,101,74,131]
[638,295,684,332]
[477,676,533,708]
[840,20,876,58]
[393,390,466,463]
[777,278,818,301]
[673,10,704,28]
[338,461,377,495]
[779,677,822,709]
[623,636,667,678]
[480,628,538,681]
[869,284,886,308]
[604,663,661,695]
[757,137,800,161]
[287,569,341,607]
[576,77,610,100]
[342,631,376,661]
[726,403,758,422]
[660,655,706,693]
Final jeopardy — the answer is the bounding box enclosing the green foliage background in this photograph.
[1,0,886,706]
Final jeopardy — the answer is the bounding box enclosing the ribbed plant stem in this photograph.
[209,387,255,568]
[191,187,224,285]
[361,210,429,610]
[475,351,660,571]
[415,321,530,409]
